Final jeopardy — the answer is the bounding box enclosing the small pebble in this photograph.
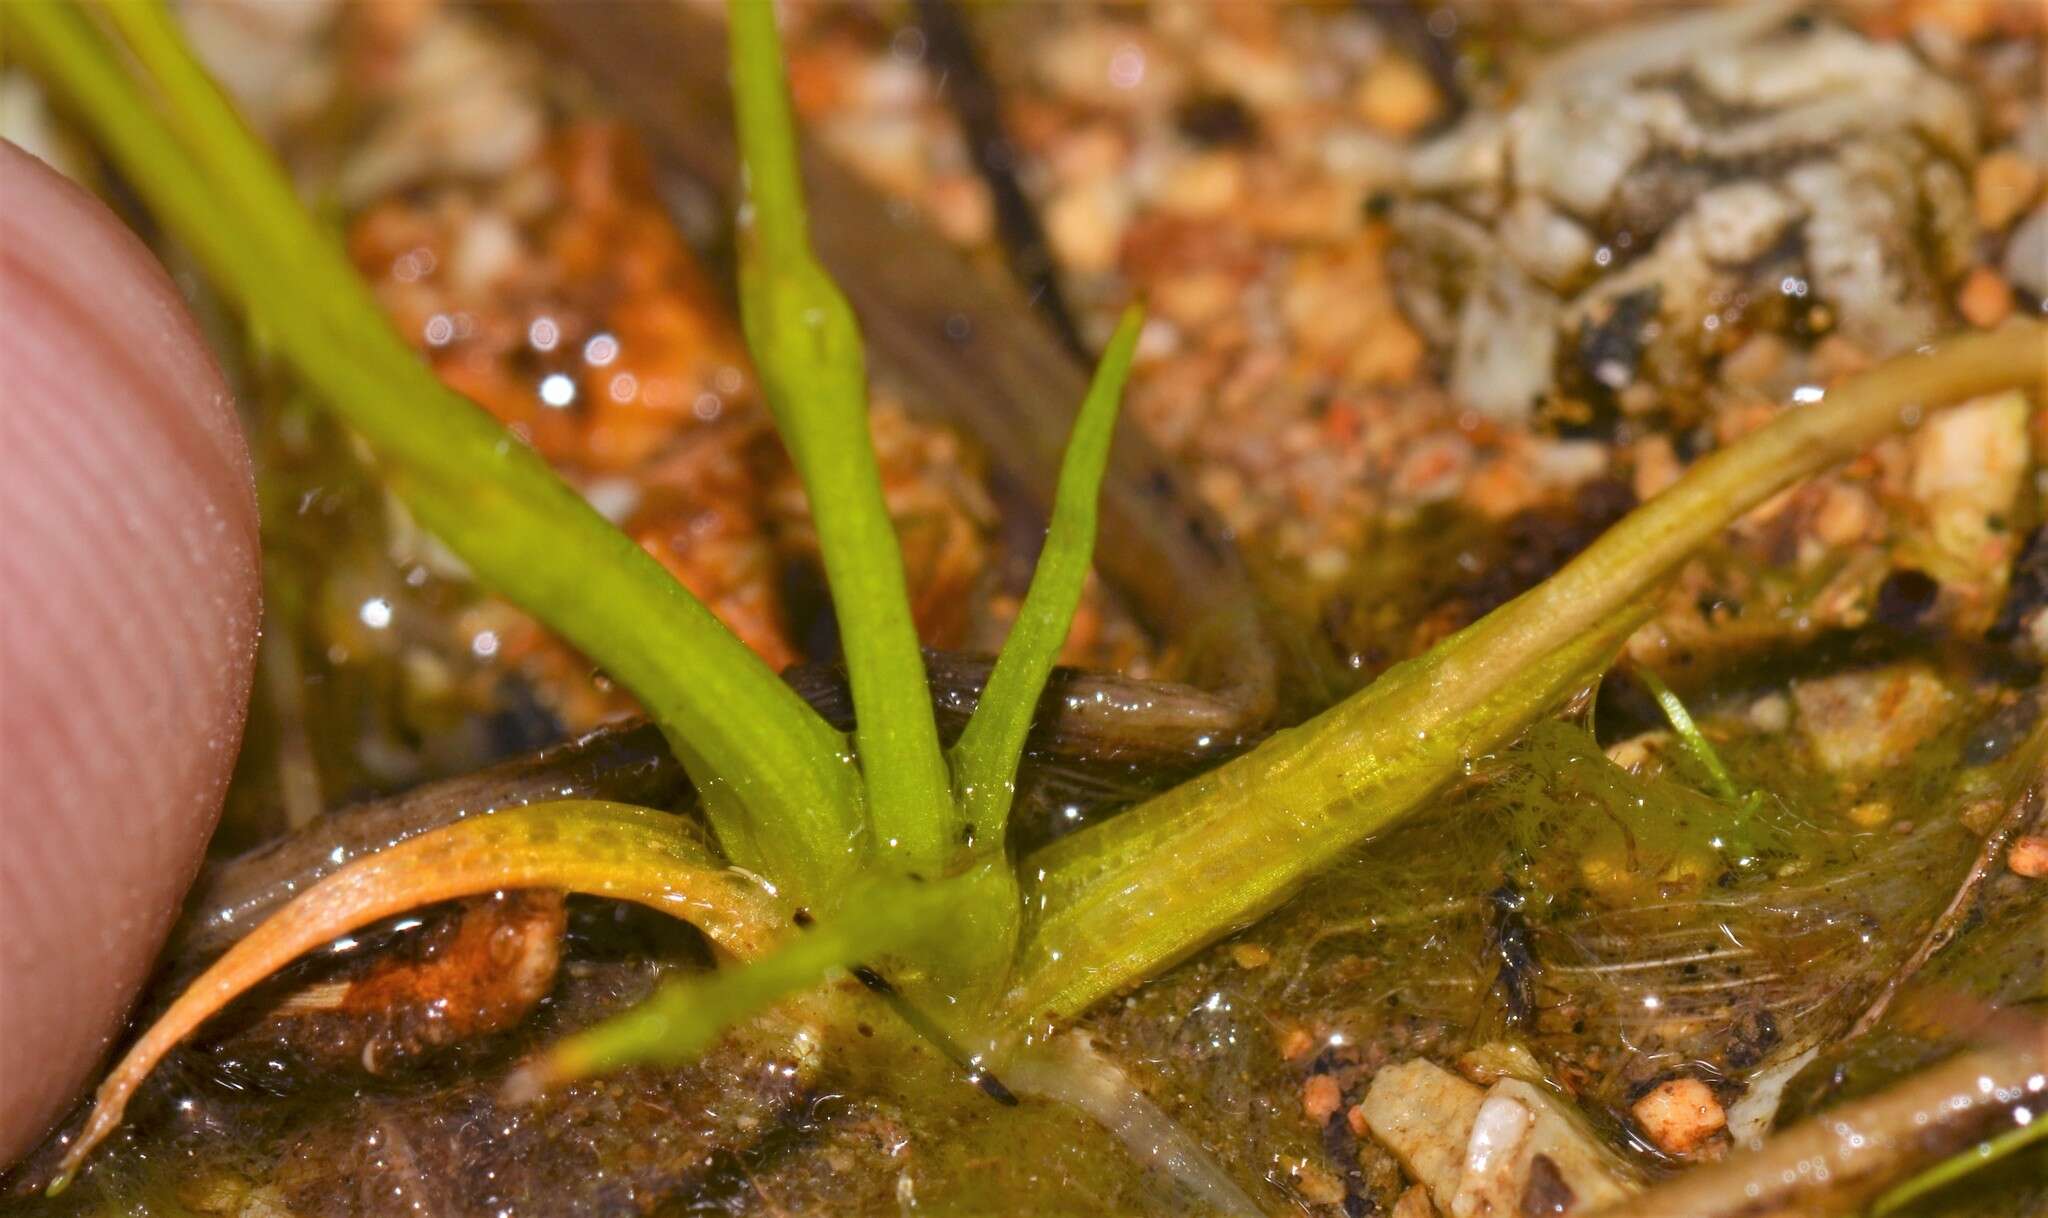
[1153,268,1241,328]
[1044,180,1130,274]
[2003,207,2048,299]
[1157,152,1244,217]
[1906,0,1995,43]
[1280,1026,1316,1061]
[1305,546,1350,581]
[1303,1073,1344,1124]
[1605,734,1658,771]
[1718,333,1789,390]
[1957,266,2015,329]
[1963,695,2041,766]
[1630,434,1681,501]
[1747,692,1791,733]
[1632,1076,1726,1155]
[924,173,993,246]
[1811,483,1878,547]
[1974,151,2042,232]
[1353,55,1441,138]
[2009,835,2048,879]
[1959,798,2004,835]
[1295,1162,1347,1206]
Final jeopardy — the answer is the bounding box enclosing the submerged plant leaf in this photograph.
[1635,665,1744,804]
[952,306,1145,850]
[1009,322,2045,1031]
[728,0,952,871]
[23,4,2048,1205]
[1008,602,1652,1027]
[3,0,863,897]
[513,871,972,1093]
[1868,1107,2048,1216]
[49,802,783,1193]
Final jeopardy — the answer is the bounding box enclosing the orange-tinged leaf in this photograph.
[50,801,782,1193]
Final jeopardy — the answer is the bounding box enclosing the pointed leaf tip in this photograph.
[952,306,1145,845]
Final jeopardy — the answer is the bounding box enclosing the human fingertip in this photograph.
[0,139,261,1167]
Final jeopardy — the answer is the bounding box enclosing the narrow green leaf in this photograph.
[1868,1112,2047,1217]
[516,876,962,1089]
[1007,321,2044,1032]
[4,0,862,895]
[95,0,364,325]
[1008,602,1650,1027]
[727,0,952,868]
[1636,665,1744,803]
[952,306,1144,849]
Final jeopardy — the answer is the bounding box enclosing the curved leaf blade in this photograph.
[50,802,781,1192]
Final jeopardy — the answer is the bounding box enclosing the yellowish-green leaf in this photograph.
[952,305,1144,849]
[50,802,782,1193]
[513,875,965,1091]
[729,0,952,869]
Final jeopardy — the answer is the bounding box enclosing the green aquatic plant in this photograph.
[5,0,861,900]
[10,0,2046,1195]
[51,801,787,1177]
[729,0,952,876]
[1634,664,1744,805]
[1867,1111,2048,1217]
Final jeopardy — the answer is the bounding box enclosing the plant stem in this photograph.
[5,0,864,895]
[729,0,952,870]
[518,874,966,1090]
[1004,604,1648,1029]
[94,0,365,321]
[1867,1107,2048,1217]
[1004,322,2044,1035]
[1438,325,2041,679]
